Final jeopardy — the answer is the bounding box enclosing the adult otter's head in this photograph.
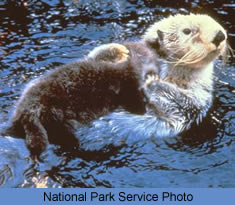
[143,14,227,69]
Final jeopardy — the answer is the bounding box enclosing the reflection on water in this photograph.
[0,0,234,187]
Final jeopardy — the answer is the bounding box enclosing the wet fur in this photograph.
[5,60,147,156]
[89,41,215,135]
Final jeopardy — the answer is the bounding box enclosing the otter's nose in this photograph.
[212,30,226,47]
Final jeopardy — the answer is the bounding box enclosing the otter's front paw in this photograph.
[143,73,160,88]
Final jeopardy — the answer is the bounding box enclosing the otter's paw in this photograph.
[88,43,129,63]
[25,134,48,160]
[23,121,49,160]
[143,73,159,88]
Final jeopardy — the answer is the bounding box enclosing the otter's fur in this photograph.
[4,13,227,157]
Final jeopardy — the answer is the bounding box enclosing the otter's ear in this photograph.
[157,30,164,41]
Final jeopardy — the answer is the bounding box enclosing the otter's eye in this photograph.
[183,28,191,35]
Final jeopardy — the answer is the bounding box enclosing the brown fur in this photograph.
[5,60,147,157]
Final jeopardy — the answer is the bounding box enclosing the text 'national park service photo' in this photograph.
[0,0,234,189]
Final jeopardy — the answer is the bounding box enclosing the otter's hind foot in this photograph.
[23,119,49,157]
[88,43,129,63]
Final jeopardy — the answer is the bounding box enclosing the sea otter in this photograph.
[3,14,227,158]
[88,13,228,135]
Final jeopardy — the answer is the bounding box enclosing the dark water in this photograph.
[0,0,234,188]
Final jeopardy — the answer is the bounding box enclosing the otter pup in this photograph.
[4,14,227,158]
[5,60,148,157]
